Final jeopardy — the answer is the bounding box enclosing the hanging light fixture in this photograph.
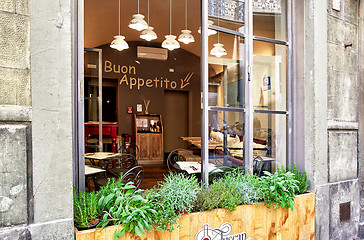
[140,0,157,41]
[110,0,129,51]
[210,2,227,58]
[198,20,217,36]
[178,0,194,44]
[162,0,180,50]
[129,0,148,31]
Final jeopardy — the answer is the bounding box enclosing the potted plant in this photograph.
[73,189,99,230]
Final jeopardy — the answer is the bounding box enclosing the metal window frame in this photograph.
[200,0,292,186]
[84,48,103,152]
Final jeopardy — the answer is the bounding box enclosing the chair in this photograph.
[167,149,197,172]
[253,156,265,176]
[212,146,244,167]
[118,142,140,166]
[108,153,137,177]
[122,166,144,190]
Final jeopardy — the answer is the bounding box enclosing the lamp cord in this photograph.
[118,0,120,35]
[185,0,187,29]
[138,0,140,14]
[147,0,150,24]
[217,0,221,43]
[169,0,172,35]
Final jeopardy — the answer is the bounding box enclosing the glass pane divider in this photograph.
[253,36,289,46]
[254,109,289,115]
[208,25,245,37]
[208,106,246,112]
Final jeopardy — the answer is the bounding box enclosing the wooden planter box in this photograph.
[75,192,315,240]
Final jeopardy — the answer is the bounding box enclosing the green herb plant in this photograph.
[277,164,310,194]
[194,170,263,212]
[158,173,200,213]
[73,188,99,227]
[143,187,180,232]
[261,171,299,210]
[97,182,157,239]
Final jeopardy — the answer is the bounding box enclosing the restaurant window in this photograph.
[76,0,292,190]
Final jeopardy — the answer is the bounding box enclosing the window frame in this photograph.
[200,0,292,186]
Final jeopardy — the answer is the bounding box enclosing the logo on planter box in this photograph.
[195,223,252,240]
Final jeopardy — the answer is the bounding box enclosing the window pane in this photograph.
[253,41,287,111]
[208,0,245,33]
[253,112,286,173]
[209,33,245,108]
[208,110,245,170]
[253,0,287,41]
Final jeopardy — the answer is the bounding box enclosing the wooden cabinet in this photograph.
[134,114,163,163]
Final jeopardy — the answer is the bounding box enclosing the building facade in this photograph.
[0,0,363,239]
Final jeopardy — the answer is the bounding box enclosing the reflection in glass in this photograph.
[253,0,287,41]
[84,50,102,152]
[208,0,245,33]
[208,110,245,172]
[253,41,287,111]
[209,34,245,108]
[253,113,286,172]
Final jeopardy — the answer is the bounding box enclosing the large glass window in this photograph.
[200,0,290,179]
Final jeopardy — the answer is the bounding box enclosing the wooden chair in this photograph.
[167,149,197,172]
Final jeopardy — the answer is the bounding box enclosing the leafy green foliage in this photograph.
[277,164,310,194]
[143,187,180,232]
[97,182,156,238]
[158,173,200,213]
[73,188,99,227]
[260,171,299,210]
[194,170,263,212]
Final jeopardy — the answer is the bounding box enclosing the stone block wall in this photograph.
[0,1,32,238]
[305,0,362,239]
[313,0,360,239]
[326,0,360,239]
[0,0,74,239]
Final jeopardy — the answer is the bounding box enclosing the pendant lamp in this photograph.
[140,0,157,41]
[178,0,194,44]
[210,3,226,58]
[129,0,148,31]
[162,0,180,50]
[198,20,217,36]
[110,0,129,51]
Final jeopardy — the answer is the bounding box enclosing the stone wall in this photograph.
[326,0,360,239]
[0,0,32,238]
[0,0,75,239]
[305,0,361,239]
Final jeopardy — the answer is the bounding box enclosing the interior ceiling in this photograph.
[85,0,202,56]
[85,0,247,58]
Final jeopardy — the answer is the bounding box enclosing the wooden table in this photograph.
[179,136,222,149]
[85,152,121,175]
[85,122,118,153]
[84,165,106,190]
[85,165,106,175]
[175,161,222,174]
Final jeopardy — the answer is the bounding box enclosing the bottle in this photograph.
[202,224,210,240]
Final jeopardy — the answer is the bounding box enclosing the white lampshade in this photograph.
[129,14,148,31]
[110,35,129,51]
[178,29,195,44]
[140,26,157,41]
[210,43,227,58]
[198,20,217,36]
[162,35,180,51]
